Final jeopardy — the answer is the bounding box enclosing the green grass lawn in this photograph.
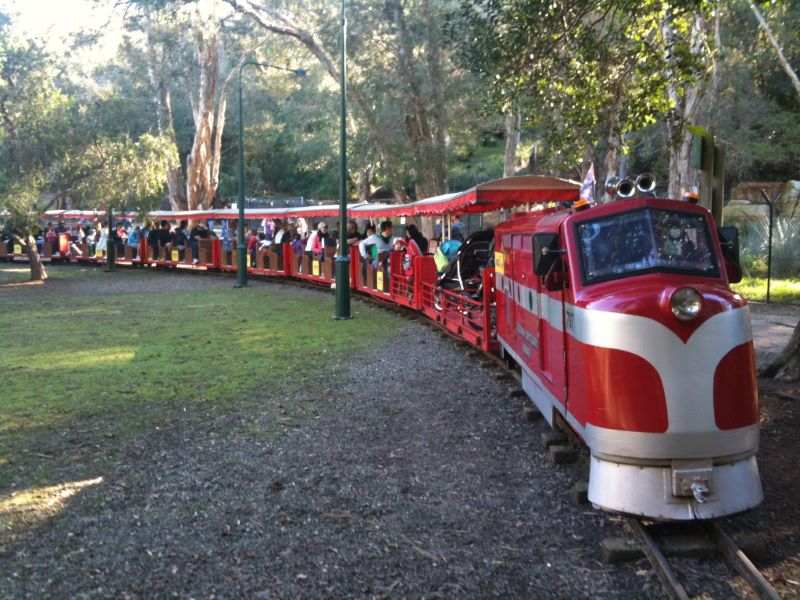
[0,266,401,490]
[732,276,800,304]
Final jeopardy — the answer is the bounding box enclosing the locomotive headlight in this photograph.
[670,287,702,321]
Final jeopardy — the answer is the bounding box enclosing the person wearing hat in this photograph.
[306,221,329,260]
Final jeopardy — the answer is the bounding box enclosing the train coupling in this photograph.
[671,460,713,503]
[691,481,710,503]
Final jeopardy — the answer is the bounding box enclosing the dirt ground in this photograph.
[1,266,799,599]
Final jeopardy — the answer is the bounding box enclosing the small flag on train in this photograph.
[579,163,595,202]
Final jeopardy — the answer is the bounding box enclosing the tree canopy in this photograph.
[0,0,797,213]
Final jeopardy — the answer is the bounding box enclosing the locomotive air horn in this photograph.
[604,176,620,197]
[636,173,656,194]
[616,178,636,198]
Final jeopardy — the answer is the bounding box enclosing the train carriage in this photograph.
[495,195,762,520]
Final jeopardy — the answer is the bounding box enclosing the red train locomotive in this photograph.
[495,194,762,519]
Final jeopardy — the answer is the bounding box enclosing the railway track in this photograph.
[626,517,781,600]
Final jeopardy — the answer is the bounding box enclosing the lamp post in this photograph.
[333,0,351,319]
[236,61,306,287]
[104,204,115,272]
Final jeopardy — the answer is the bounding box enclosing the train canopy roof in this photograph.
[40,176,581,221]
[410,175,581,215]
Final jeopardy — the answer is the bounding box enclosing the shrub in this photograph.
[736,215,800,279]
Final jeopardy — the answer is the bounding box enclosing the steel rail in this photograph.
[626,518,690,600]
[710,523,781,600]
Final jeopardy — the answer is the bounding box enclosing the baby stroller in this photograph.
[432,229,495,314]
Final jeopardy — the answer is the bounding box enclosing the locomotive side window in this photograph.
[575,208,719,284]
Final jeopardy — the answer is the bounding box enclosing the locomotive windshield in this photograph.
[575,208,719,284]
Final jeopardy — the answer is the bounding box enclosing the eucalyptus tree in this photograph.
[0,12,176,280]
[0,16,72,279]
[697,1,800,183]
[117,0,279,210]
[226,0,481,202]
[449,0,714,197]
[746,0,800,105]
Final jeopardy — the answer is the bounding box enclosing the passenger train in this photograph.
[0,175,762,521]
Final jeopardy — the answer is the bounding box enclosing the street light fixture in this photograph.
[236,61,306,287]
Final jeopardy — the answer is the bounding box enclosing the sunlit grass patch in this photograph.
[733,277,800,304]
[0,477,104,538]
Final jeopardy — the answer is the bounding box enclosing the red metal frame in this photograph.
[420,266,497,352]
[249,243,293,278]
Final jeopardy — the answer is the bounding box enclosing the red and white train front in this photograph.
[495,198,762,520]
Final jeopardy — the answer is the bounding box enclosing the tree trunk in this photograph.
[422,0,449,193]
[144,8,187,211]
[185,3,220,211]
[503,111,519,177]
[747,0,800,105]
[663,10,708,199]
[23,236,46,281]
[597,120,620,203]
[358,164,375,201]
[667,132,698,200]
[761,319,800,381]
[420,216,435,241]
[388,0,448,200]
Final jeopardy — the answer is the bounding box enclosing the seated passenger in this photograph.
[189,222,212,264]
[127,226,141,258]
[147,221,160,258]
[291,233,304,258]
[359,220,394,270]
[405,223,428,254]
[395,235,422,277]
[246,228,259,266]
[221,220,237,253]
[44,223,57,254]
[324,229,337,251]
[69,224,84,256]
[272,221,292,256]
[346,220,363,247]
[173,219,190,260]
[114,222,128,255]
[362,224,377,264]
[96,223,109,256]
[158,220,174,258]
[306,222,328,261]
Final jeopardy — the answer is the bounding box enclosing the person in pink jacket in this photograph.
[308,222,329,260]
